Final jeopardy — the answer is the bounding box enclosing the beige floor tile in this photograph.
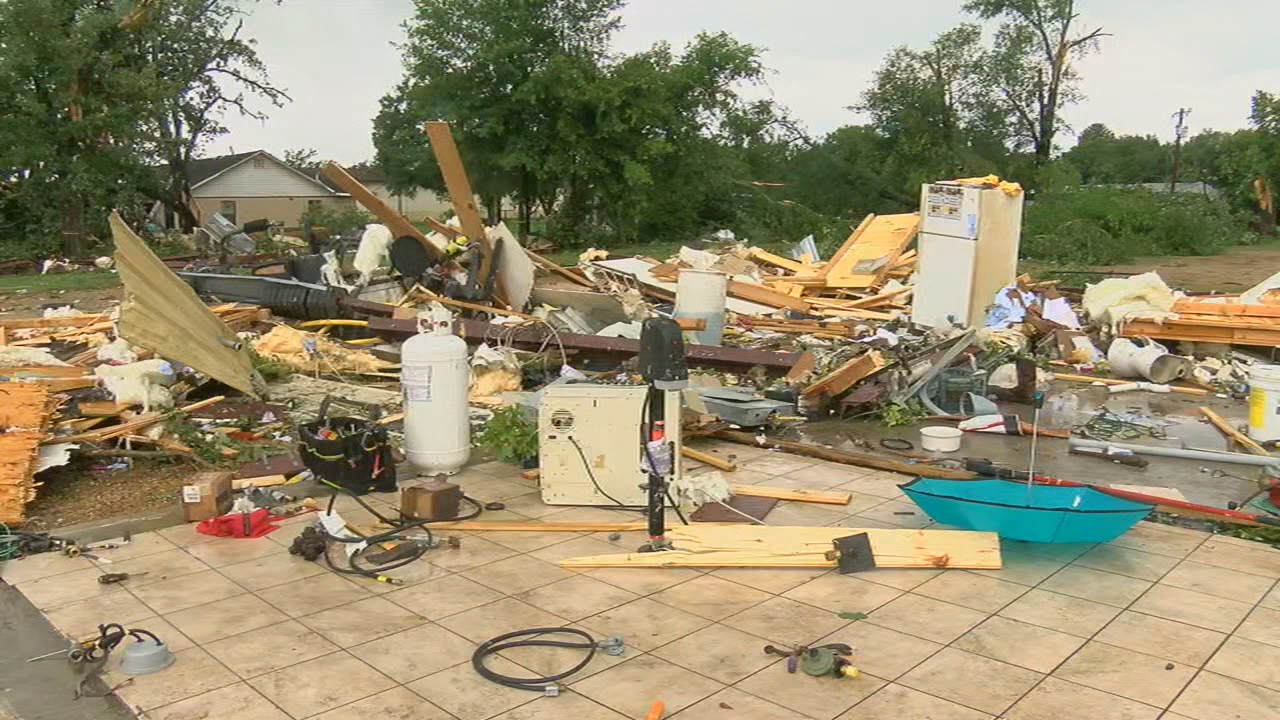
[584,567,703,595]
[463,478,539,503]
[43,590,153,639]
[1169,671,1280,719]
[1159,559,1276,604]
[898,647,1041,716]
[1002,677,1159,720]
[185,537,286,568]
[1094,610,1226,666]
[736,662,885,720]
[309,686,455,720]
[857,567,942,591]
[528,535,630,568]
[96,548,209,587]
[998,589,1120,638]
[438,597,570,643]
[853,499,935,529]
[484,531,579,553]
[205,620,338,678]
[652,623,776,684]
[1054,641,1195,707]
[498,492,577,518]
[249,652,395,718]
[1130,584,1253,633]
[407,656,538,720]
[489,693,627,720]
[426,536,520,572]
[742,454,816,476]
[461,556,573,594]
[348,621,476,682]
[579,597,710,651]
[864,593,988,644]
[723,596,849,647]
[677,687,808,720]
[953,616,1086,673]
[1206,635,1280,691]
[1262,583,1280,610]
[726,468,793,486]
[969,550,1065,587]
[84,531,177,562]
[538,506,638,524]
[264,520,312,549]
[255,572,372,618]
[834,472,909,500]
[571,654,724,719]
[516,574,638,621]
[1039,565,1152,607]
[0,552,94,584]
[347,553,452,594]
[1073,545,1179,581]
[763,502,853,526]
[818,621,943,680]
[1238,606,1280,647]
[15,566,118,610]
[162,593,288,645]
[911,571,1027,613]
[1187,539,1280,578]
[1008,541,1095,563]
[837,683,992,720]
[109,646,239,712]
[1203,534,1280,553]
[298,596,427,647]
[782,574,902,615]
[1107,523,1205,558]
[652,575,772,620]
[155,522,221,548]
[141,681,289,720]
[385,574,503,621]
[130,569,243,614]
[216,551,329,591]
[708,567,828,594]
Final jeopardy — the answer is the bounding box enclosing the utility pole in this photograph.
[1170,108,1191,193]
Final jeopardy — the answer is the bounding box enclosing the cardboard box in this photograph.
[181,471,235,522]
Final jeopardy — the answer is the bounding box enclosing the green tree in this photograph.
[283,148,323,175]
[1062,123,1169,184]
[965,0,1107,165]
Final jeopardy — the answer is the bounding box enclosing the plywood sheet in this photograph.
[821,214,920,289]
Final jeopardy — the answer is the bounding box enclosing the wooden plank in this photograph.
[423,121,493,282]
[842,286,913,309]
[730,484,850,505]
[710,429,976,480]
[681,446,736,472]
[319,162,445,262]
[1174,300,1280,319]
[231,474,290,490]
[413,287,536,321]
[1200,406,1271,456]
[558,526,1002,570]
[822,214,920,289]
[423,521,650,532]
[748,247,808,273]
[1052,373,1210,396]
[784,351,817,383]
[725,279,811,312]
[803,351,887,398]
[0,313,110,330]
[526,250,594,288]
[44,396,225,446]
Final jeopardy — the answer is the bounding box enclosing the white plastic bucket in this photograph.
[1248,364,1280,442]
[920,426,963,453]
[674,269,727,346]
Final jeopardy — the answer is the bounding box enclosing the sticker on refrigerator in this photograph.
[925,184,964,219]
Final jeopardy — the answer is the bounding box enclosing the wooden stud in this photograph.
[729,484,851,505]
[1200,406,1271,456]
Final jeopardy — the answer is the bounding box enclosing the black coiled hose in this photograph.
[472,628,599,692]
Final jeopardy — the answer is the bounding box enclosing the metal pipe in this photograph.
[1068,438,1280,467]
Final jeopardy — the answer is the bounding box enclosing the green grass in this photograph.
[544,240,686,267]
[0,271,121,294]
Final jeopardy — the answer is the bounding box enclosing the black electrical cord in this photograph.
[567,435,631,508]
[472,628,598,692]
[315,481,483,582]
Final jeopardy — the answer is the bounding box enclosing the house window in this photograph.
[219,200,237,225]
[252,157,266,169]
[307,199,323,213]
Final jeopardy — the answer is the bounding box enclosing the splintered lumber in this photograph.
[558,526,1002,570]
[232,475,290,490]
[784,351,817,383]
[711,429,977,480]
[423,122,493,282]
[748,248,809,273]
[0,313,110,330]
[820,214,920,289]
[110,213,263,398]
[0,385,56,525]
[1052,372,1210,396]
[799,214,874,280]
[681,446,736,471]
[1120,318,1280,348]
[44,396,225,446]
[1200,406,1271,456]
[1173,299,1280,319]
[526,250,594,288]
[320,162,445,262]
[729,485,850,505]
[803,351,887,398]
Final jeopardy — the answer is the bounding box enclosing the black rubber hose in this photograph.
[472,628,598,691]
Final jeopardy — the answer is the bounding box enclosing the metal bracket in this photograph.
[826,533,876,574]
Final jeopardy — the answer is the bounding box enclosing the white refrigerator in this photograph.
[911,182,1024,328]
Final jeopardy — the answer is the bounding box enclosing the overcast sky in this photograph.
[210,0,1276,165]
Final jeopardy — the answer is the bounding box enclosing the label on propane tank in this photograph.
[403,365,432,402]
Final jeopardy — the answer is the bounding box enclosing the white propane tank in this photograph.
[401,305,471,474]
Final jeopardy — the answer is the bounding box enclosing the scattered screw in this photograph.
[608,533,622,542]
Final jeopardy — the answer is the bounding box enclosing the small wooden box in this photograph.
[401,480,462,521]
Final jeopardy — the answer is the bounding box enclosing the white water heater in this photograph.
[401,308,471,475]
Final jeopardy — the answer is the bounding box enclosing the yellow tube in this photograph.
[297,319,370,329]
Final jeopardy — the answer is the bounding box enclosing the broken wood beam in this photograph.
[422,121,493,282]
[729,484,850,505]
[1052,373,1210,396]
[681,446,736,471]
[319,162,446,263]
[1200,406,1271,456]
[803,351,887,398]
[710,429,976,480]
[44,396,226,446]
[526,250,594,288]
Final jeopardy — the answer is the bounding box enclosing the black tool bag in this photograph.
[297,398,397,495]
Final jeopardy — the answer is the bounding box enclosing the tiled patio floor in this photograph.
[5,442,1280,719]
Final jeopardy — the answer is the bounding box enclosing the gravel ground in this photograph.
[21,459,197,531]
